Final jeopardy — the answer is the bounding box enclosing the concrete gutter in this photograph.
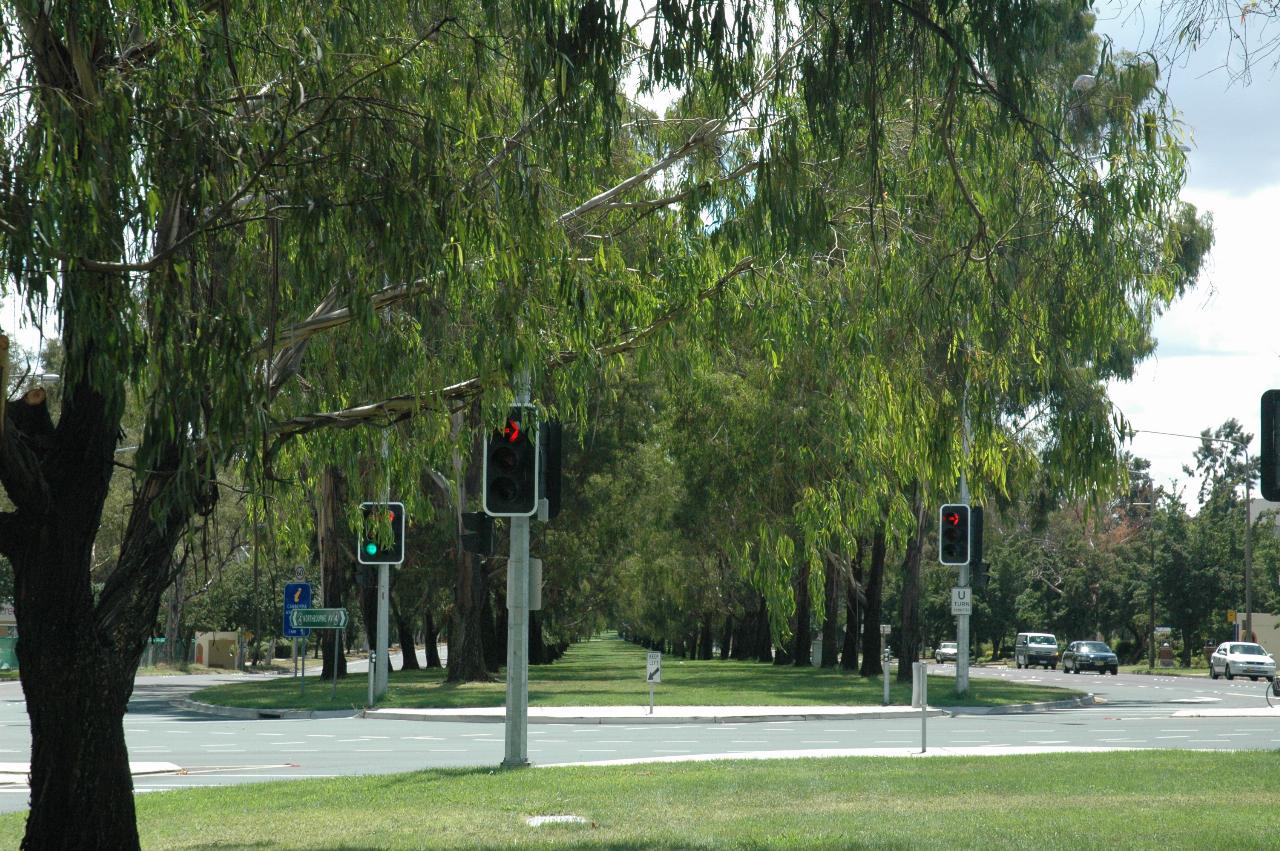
[174,697,361,720]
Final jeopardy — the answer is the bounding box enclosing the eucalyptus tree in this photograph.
[0,2,1214,848]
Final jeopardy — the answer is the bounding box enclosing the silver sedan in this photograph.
[1209,642,1277,681]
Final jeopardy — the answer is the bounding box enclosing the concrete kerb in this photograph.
[944,693,1096,716]
[173,697,361,720]
[361,706,950,724]
[175,696,1095,723]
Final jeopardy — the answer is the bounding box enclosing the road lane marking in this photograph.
[1156,736,1189,739]
[1029,740,1068,745]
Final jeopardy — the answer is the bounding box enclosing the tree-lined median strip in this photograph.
[191,634,1082,712]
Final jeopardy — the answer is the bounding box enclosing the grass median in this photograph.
[191,633,1081,711]
[3,750,1277,848]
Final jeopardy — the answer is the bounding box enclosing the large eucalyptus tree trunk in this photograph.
[423,608,443,668]
[859,525,888,677]
[792,552,812,666]
[821,554,841,667]
[318,466,349,681]
[393,597,420,670]
[842,538,866,672]
[897,496,928,683]
[8,385,191,849]
[447,411,489,682]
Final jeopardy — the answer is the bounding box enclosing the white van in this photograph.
[1014,632,1058,669]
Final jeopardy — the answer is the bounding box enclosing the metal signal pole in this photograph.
[957,390,972,695]
[503,376,532,767]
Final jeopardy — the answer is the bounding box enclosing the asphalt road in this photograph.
[0,662,1275,813]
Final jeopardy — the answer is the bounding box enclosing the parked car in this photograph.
[1208,642,1277,681]
[934,642,959,663]
[1062,640,1119,675]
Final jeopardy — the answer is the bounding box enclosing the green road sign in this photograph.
[288,608,349,630]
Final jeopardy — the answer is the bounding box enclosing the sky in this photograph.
[1,3,1275,506]
[1094,1,1280,503]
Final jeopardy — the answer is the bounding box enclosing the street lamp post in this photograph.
[1146,492,1157,671]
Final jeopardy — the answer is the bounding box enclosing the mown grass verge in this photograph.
[2,750,1277,849]
[192,633,1081,710]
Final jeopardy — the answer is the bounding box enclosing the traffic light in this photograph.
[1262,390,1280,501]
[540,419,562,520]
[358,502,405,565]
[484,407,539,516]
[939,503,970,566]
[460,511,494,556]
[970,506,988,588]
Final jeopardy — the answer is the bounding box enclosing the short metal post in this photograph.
[292,637,298,677]
[915,661,928,753]
[882,646,890,706]
[300,637,307,698]
[332,628,341,700]
[649,682,654,714]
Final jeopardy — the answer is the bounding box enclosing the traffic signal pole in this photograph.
[503,514,531,767]
[502,376,533,767]
[375,564,390,698]
[957,397,972,695]
[956,479,970,695]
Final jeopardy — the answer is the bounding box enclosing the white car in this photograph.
[1209,642,1276,681]
[934,642,958,663]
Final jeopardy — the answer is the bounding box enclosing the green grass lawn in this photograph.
[192,634,1081,711]
[3,751,1277,848]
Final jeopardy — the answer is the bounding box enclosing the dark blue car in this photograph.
[1062,640,1118,675]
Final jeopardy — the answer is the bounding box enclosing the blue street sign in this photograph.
[283,582,313,638]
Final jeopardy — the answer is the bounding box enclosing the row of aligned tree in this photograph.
[967,424,1280,668]
[0,1,1214,847]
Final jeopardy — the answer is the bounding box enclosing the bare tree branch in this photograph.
[268,256,755,440]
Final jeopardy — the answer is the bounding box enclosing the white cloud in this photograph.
[1109,184,1280,498]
